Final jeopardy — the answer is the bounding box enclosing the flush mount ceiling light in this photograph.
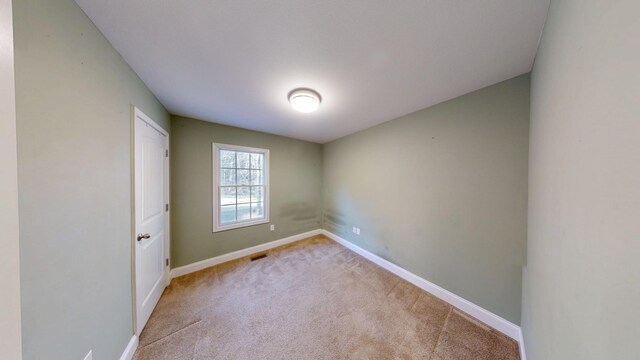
[288,88,321,113]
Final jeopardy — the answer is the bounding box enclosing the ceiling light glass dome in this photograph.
[288,88,321,113]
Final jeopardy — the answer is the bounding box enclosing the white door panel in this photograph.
[140,230,163,306]
[143,140,163,220]
[134,108,169,336]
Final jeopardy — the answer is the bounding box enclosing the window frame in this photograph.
[212,142,270,232]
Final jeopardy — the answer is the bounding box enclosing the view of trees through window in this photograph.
[218,150,265,224]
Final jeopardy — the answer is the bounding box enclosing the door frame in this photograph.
[0,0,23,357]
[132,106,170,336]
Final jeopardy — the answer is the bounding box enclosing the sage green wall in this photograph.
[522,0,640,359]
[13,1,169,359]
[170,116,322,267]
[322,75,530,324]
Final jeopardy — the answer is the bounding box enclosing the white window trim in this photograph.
[212,142,270,232]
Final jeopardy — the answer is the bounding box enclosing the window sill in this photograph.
[213,218,269,233]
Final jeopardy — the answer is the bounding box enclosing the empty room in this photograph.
[1,0,638,359]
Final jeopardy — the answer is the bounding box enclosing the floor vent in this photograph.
[250,254,267,261]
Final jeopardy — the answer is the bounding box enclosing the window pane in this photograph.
[220,187,236,205]
[215,145,268,230]
[220,150,236,168]
[250,170,263,185]
[221,169,236,186]
[250,153,263,169]
[237,152,250,169]
[237,170,250,185]
[237,203,250,221]
[220,204,236,224]
[237,186,250,204]
[251,202,264,219]
[251,186,264,203]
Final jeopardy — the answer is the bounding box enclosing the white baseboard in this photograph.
[518,329,527,360]
[170,229,322,278]
[119,335,138,360]
[321,230,522,342]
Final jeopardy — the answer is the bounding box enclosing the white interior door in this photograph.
[134,108,169,336]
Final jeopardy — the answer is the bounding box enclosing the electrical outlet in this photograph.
[356,228,361,235]
[83,350,93,360]
[270,224,275,231]
[352,227,357,234]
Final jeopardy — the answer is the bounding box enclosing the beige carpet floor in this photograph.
[133,235,519,360]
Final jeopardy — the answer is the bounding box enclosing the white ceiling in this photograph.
[75,0,549,143]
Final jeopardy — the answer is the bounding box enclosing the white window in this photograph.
[212,143,269,232]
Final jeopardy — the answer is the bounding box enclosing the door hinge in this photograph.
[166,203,169,212]
[166,258,169,267]
[165,149,169,157]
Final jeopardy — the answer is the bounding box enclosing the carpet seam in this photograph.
[386,279,402,297]
[429,306,453,360]
[407,291,421,311]
[139,319,203,349]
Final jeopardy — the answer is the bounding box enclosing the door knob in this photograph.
[137,233,151,241]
